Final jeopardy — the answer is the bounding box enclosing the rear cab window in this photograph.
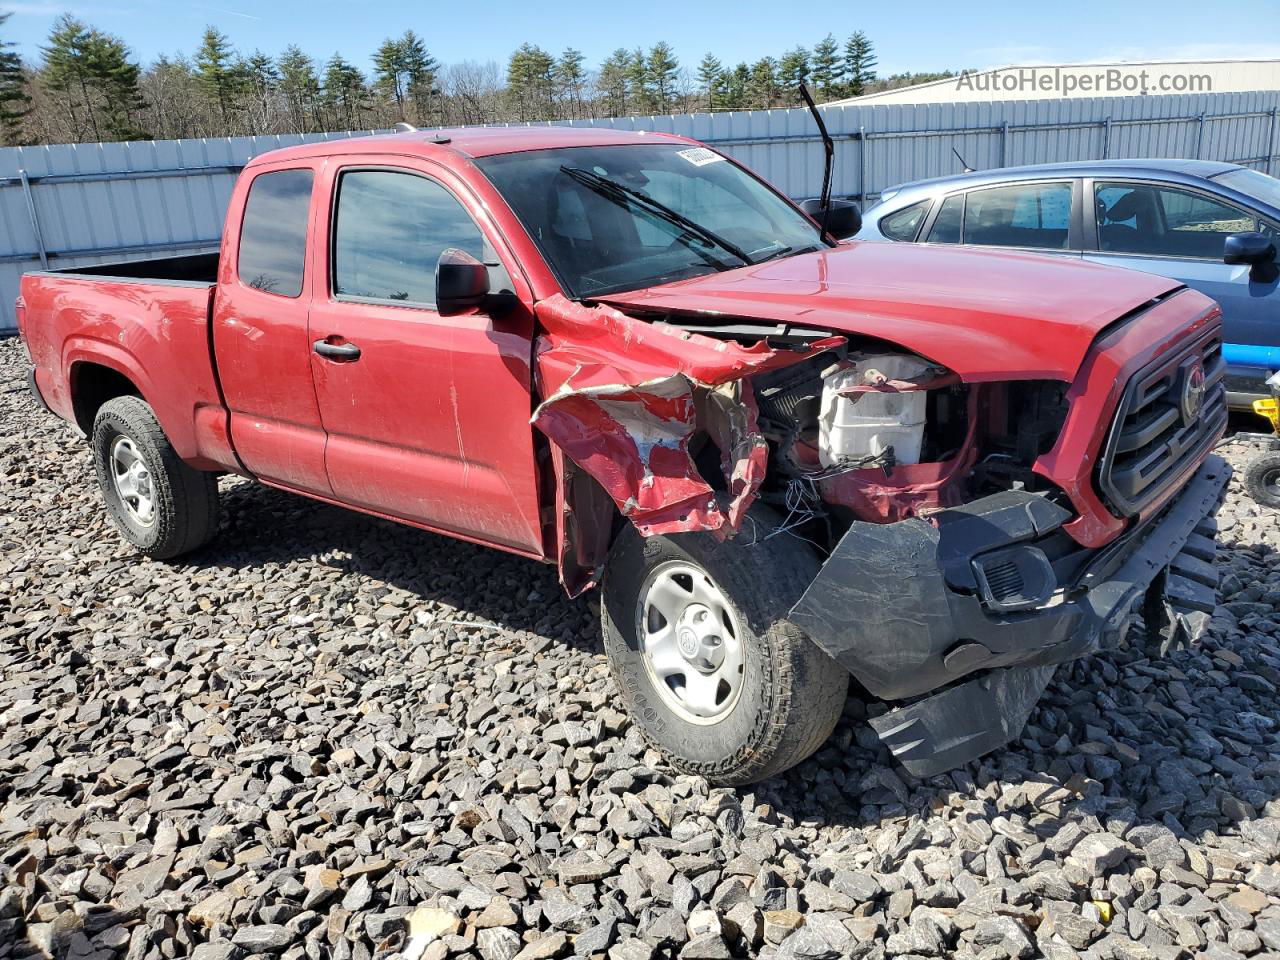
[237,169,314,297]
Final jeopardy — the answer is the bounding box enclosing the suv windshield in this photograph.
[476,144,827,297]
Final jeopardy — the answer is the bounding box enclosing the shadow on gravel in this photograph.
[187,475,601,652]
[189,477,1280,866]
[743,530,1280,861]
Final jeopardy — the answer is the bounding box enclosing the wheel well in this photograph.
[70,362,141,434]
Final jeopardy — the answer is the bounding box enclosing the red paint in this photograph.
[599,240,1184,383]
[17,127,1223,588]
[1034,296,1223,546]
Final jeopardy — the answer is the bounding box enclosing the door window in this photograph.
[333,170,485,307]
[237,169,313,298]
[962,182,1071,249]
[927,194,964,244]
[1096,182,1257,258]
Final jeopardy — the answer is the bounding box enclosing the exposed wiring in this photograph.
[746,448,896,548]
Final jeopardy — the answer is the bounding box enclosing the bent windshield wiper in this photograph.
[560,165,751,266]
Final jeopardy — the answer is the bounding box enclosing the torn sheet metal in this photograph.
[532,295,841,538]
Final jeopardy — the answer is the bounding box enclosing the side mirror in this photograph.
[1224,231,1279,283]
[799,197,862,240]
[436,248,490,315]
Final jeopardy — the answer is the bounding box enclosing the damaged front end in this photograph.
[531,293,1229,777]
[531,294,844,589]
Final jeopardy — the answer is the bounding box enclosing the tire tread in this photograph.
[92,396,220,559]
[602,507,847,785]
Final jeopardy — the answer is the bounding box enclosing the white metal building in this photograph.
[830,59,1280,106]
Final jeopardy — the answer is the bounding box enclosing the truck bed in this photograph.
[46,252,219,285]
[19,255,235,473]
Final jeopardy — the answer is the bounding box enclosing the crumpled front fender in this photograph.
[531,294,841,540]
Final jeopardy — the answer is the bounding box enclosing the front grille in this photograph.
[1098,330,1226,516]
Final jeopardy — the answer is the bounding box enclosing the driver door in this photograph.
[306,156,545,555]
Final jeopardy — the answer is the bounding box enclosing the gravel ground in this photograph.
[1,334,1279,960]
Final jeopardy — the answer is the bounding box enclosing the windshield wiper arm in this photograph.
[560,165,751,266]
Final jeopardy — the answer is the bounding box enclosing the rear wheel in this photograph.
[1243,452,1280,509]
[601,507,848,785]
[92,396,220,559]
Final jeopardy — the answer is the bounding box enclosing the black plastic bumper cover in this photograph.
[788,455,1231,776]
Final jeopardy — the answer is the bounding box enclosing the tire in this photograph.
[601,506,848,785]
[91,396,220,559]
[1243,452,1280,509]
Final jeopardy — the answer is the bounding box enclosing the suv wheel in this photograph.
[601,506,848,785]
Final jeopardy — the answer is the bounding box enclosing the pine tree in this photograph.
[647,42,679,114]
[778,46,810,103]
[194,26,244,128]
[323,54,366,130]
[811,33,840,97]
[506,43,554,120]
[747,57,779,109]
[696,53,722,112]
[596,48,630,117]
[625,48,651,113]
[400,31,439,123]
[278,45,320,132]
[373,31,438,123]
[88,30,146,140]
[554,48,585,119]
[41,15,101,139]
[843,31,877,97]
[373,37,407,116]
[244,50,278,123]
[0,12,29,144]
[721,62,750,110]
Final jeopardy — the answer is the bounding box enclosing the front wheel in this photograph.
[601,507,848,785]
[92,396,220,559]
[1243,451,1280,509]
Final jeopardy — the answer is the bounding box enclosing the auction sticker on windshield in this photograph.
[677,147,724,166]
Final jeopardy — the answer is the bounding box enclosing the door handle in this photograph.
[313,339,361,361]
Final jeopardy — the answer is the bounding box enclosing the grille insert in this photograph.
[1098,331,1226,516]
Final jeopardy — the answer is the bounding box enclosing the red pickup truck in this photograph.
[18,127,1229,784]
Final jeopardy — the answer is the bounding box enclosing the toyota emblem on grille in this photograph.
[1181,361,1206,424]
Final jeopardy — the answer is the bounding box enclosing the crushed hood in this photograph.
[598,241,1186,382]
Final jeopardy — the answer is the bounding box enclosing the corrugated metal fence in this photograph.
[2,88,1278,332]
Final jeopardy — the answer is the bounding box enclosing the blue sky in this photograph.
[2,0,1279,76]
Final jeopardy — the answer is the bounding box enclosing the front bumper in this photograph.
[788,455,1231,776]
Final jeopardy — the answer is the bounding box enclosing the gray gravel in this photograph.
[1,334,1279,960]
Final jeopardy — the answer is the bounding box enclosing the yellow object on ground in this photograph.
[1253,397,1280,435]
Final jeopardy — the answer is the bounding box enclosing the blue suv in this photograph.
[857,159,1280,409]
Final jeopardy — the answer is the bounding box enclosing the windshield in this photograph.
[476,143,827,298]
[1211,168,1280,212]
